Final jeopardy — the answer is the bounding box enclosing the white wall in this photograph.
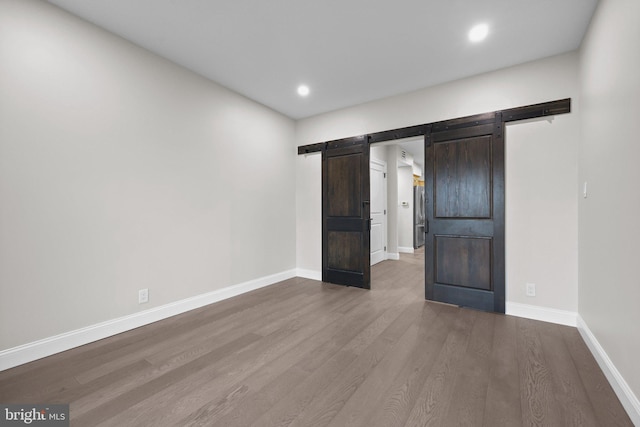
[579,0,640,411]
[295,52,580,313]
[505,118,578,310]
[370,145,388,164]
[385,146,399,257]
[0,0,296,351]
[295,151,321,279]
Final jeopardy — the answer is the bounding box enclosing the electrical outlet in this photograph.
[526,283,536,297]
[138,288,149,304]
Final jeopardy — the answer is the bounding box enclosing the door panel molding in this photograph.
[434,135,493,219]
[435,235,492,290]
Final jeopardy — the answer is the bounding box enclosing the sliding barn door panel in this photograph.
[322,138,370,288]
[425,115,505,312]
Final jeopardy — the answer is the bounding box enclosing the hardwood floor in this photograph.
[0,253,632,426]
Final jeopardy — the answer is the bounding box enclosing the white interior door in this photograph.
[370,159,387,265]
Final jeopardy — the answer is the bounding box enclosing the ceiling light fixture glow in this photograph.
[468,23,489,43]
[297,84,310,97]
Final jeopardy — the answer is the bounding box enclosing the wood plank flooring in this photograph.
[0,252,633,426]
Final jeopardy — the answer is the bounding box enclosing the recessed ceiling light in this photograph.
[297,84,310,97]
[468,23,489,43]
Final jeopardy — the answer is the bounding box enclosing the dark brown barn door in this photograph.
[322,137,371,288]
[424,113,505,312]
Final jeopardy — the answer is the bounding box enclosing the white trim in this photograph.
[577,316,640,425]
[296,268,322,281]
[398,246,415,254]
[506,302,577,326]
[0,269,296,372]
[387,253,400,260]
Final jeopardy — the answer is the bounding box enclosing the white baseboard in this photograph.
[398,247,414,254]
[577,316,640,425]
[505,302,577,327]
[0,269,297,372]
[296,268,322,281]
[387,253,400,260]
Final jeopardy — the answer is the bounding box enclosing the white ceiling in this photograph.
[47,0,598,119]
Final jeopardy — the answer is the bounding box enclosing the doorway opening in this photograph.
[370,138,425,290]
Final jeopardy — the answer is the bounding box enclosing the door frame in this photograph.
[297,99,571,307]
[370,157,388,265]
